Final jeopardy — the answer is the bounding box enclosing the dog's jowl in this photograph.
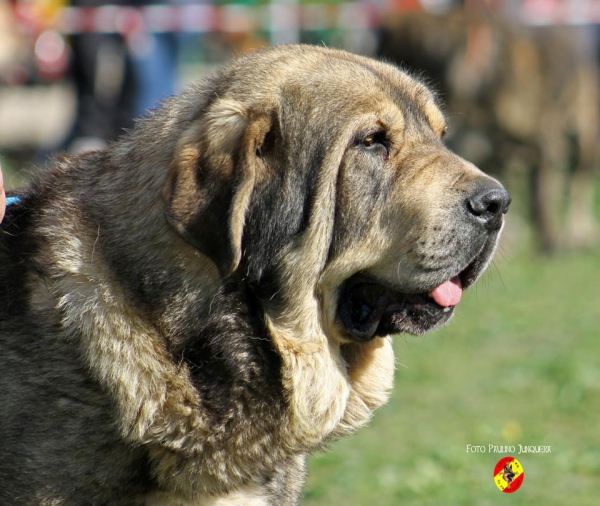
[0,45,510,505]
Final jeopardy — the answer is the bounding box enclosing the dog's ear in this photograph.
[164,98,275,277]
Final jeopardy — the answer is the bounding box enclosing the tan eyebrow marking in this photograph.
[422,98,447,138]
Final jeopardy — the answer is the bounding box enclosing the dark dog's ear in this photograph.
[164,98,275,277]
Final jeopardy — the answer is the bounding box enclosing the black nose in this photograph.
[466,186,511,231]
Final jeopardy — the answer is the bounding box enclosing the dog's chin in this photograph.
[336,234,499,342]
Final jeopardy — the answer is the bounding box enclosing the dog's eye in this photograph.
[357,131,389,157]
[363,135,375,147]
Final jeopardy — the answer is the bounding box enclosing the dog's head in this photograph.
[164,45,510,343]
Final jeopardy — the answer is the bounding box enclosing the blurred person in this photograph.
[5,0,131,152]
[65,0,136,153]
[59,0,188,152]
[127,1,183,118]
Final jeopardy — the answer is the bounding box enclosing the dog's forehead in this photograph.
[357,59,447,136]
[224,46,446,137]
[285,53,447,137]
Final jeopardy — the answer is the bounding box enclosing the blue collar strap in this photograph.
[6,196,21,206]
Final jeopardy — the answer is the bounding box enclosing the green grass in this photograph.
[304,250,600,505]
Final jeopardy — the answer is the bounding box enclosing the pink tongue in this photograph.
[430,277,463,307]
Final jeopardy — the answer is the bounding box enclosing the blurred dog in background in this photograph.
[379,10,599,252]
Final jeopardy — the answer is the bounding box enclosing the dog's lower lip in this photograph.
[337,239,496,340]
[337,280,454,341]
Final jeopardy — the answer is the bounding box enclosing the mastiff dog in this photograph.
[0,45,510,505]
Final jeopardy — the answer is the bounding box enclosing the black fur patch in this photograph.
[171,283,285,425]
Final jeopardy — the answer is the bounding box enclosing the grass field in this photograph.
[304,248,600,505]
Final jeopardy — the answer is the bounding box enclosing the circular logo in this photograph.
[493,456,524,493]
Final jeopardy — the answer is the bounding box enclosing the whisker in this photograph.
[396,361,409,370]
[492,260,507,292]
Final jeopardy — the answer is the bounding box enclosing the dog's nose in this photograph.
[466,186,511,231]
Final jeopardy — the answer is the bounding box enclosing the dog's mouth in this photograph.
[336,238,497,341]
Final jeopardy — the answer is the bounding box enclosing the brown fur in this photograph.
[0,45,508,505]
